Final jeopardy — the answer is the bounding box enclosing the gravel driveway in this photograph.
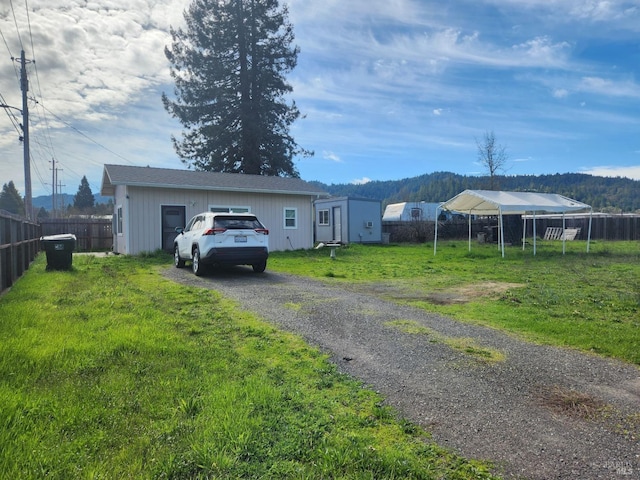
[162,266,639,480]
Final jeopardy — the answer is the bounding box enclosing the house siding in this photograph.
[347,199,382,244]
[114,185,315,255]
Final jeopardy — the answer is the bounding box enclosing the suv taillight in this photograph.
[203,228,227,235]
[255,228,269,235]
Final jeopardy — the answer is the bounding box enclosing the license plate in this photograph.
[234,235,247,243]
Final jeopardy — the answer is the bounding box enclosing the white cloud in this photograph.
[351,177,371,185]
[553,88,569,98]
[323,151,342,163]
[484,0,640,30]
[580,165,640,180]
[0,0,186,122]
[568,0,639,22]
[509,36,571,68]
[578,76,640,98]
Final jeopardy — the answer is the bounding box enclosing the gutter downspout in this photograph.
[468,213,472,252]
[499,206,505,258]
[562,212,566,255]
[533,211,537,256]
[125,186,131,255]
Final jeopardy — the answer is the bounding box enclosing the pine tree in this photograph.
[73,176,95,212]
[0,181,25,216]
[37,207,49,219]
[162,0,311,177]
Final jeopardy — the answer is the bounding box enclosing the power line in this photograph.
[8,0,23,51]
[0,91,23,136]
[0,25,15,57]
[23,0,56,159]
[20,0,60,200]
[0,25,21,82]
[37,102,137,165]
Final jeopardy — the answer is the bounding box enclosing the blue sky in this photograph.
[1,0,639,200]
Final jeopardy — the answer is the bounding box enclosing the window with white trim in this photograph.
[284,208,297,229]
[318,209,329,226]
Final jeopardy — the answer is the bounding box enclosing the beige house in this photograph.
[100,164,328,255]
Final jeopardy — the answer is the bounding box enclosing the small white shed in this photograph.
[314,196,382,244]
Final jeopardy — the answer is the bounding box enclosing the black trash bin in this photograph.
[41,234,77,270]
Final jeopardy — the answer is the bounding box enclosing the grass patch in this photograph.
[270,241,640,365]
[0,253,497,479]
[443,337,506,364]
[284,301,302,311]
[385,320,506,364]
[386,319,435,335]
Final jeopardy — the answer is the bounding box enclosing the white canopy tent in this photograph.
[434,190,592,257]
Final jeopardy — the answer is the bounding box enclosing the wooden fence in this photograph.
[0,210,40,295]
[40,218,113,252]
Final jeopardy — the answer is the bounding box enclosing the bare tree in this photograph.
[476,131,508,190]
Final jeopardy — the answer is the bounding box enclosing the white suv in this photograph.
[174,212,269,275]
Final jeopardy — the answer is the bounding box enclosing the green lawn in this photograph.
[269,240,640,365]
[0,253,496,479]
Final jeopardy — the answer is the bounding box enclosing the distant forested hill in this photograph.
[310,172,640,212]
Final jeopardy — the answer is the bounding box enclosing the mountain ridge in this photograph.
[311,172,640,212]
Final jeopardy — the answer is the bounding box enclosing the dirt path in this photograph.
[162,266,640,479]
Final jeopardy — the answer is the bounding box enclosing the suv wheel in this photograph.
[252,260,267,273]
[174,245,185,268]
[192,247,204,276]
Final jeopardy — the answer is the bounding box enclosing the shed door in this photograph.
[332,206,342,242]
[161,206,186,252]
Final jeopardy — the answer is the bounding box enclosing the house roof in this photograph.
[101,164,328,197]
[440,189,591,215]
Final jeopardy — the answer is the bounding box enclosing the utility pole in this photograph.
[57,177,65,213]
[18,50,32,219]
[50,158,56,218]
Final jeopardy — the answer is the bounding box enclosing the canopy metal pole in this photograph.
[533,211,537,256]
[587,208,592,253]
[499,207,505,258]
[433,207,439,255]
[562,212,566,255]
[468,213,472,252]
[522,216,526,251]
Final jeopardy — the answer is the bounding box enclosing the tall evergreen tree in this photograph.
[0,181,25,216]
[162,0,311,177]
[73,176,95,211]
